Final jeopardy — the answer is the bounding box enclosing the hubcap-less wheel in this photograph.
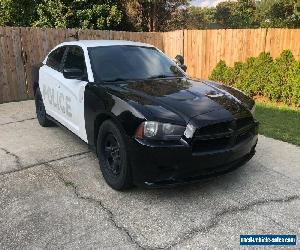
[103,133,121,176]
[97,120,132,190]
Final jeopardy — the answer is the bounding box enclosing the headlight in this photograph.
[135,121,186,140]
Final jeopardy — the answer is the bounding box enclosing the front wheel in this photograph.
[97,120,132,190]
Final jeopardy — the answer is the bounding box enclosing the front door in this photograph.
[59,46,88,142]
[39,46,67,122]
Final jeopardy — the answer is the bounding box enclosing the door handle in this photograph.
[57,84,61,89]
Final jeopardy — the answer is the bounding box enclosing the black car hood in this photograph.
[109,78,250,122]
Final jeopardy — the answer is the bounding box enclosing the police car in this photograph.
[33,40,258,190]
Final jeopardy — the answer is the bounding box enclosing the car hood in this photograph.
[107,78,250,123]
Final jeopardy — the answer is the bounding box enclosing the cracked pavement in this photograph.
[0,100,299,249]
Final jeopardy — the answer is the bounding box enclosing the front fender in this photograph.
[84,82,146,149]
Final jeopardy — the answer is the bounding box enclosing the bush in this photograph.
[209,50,300,107]
[288,61,300,107]
[209,60,233,84]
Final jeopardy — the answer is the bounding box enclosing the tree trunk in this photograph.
[148,2,154,31]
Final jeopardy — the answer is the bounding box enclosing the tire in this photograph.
[97,120,132,190]
[34,87,54,127]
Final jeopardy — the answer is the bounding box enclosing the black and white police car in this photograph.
[33,40,258,190]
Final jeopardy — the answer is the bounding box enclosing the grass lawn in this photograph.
[255,102,300,146]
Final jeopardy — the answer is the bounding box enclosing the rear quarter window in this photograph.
[46,47,66,71]
[63,46,86,72]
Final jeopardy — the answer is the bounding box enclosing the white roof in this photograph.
[60,40,154,48]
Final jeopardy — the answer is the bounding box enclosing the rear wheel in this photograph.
[97,120,132,190]
[35,87,54,127]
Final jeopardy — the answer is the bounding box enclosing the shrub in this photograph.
[209,50,300,107]
[209,60,233,84]
[288,61,300,107]
[266,50,295,102]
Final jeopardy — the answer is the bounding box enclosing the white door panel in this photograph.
[39,65,61,120]
[40,65,88,142]
[58,77,88,142]
[57,45,89,142]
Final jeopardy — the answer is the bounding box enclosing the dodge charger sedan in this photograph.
[33,40,258,190]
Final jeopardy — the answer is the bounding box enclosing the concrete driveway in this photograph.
[0,100,299,249]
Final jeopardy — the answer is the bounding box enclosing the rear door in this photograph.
[39,46,67,121]
[59,46,88,141]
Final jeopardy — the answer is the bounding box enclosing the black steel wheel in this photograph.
[97,120,132,190]
[103,133,122,176]
[34,87,53,127]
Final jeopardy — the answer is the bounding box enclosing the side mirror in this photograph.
[175,54,187,72]
[179,64,187,72]
[63,68,84,80]
[175,55,184,65]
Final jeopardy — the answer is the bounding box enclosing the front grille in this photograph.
[194,121,231,136]
[192,116,256,153]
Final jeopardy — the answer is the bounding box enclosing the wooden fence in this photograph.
[1,27,300,103]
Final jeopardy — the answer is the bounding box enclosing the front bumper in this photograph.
[128,131,258,187]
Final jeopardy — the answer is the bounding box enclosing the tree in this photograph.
[124,0,189,32]
[184,6,218,29]
[2,0,300,31]
[215,1,236,28]
[257,0,300,28]
[33,0,124,29]
[215,0,258,28]
[0,0,41,26]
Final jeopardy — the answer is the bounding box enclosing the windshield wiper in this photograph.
[103,75,179,82]
[146,74,176,79]
[103,78,131,82]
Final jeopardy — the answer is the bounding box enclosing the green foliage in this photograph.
[170,0,300,30]
[125,0,189,31]
[209,50,300,107]
[33,0,68,28]
[257,0,300,28]
[235,53,274,96]
[209,60,232,83]
[265,50,296,102]
[33,0,123,29]
[2,0,300,30]
[289,62,300,106]
[215,0,258,28]
[183,6,218,29]
[0,0,125,30]
[0,0,41,26]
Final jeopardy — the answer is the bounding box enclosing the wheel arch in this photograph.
[93,112,127,154]
[33,81,39,96]
[32,62,43,96]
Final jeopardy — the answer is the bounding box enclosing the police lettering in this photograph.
[43,85,72,118]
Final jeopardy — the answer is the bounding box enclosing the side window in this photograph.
[46,47,66,71]
[64,46,86,72]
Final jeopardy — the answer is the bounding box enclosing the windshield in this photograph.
[88,45,185,82]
